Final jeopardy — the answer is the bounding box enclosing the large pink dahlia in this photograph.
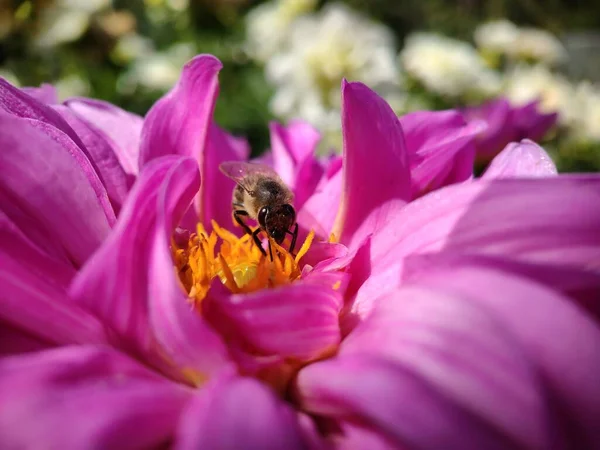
[0,55,599,450]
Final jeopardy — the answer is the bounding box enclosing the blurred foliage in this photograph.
[1,0,599,166]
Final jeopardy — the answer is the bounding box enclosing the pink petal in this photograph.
[0,213,107,347]
[463,98,515,161]
[331,422,399,450]
[298,284,552,449]
[175,375,313,450]
[147,157,232,378]
[0,113,114,266]
[369,176,600,274]
[0,322,53,356]
[0,346,190,448]
[199,124,248,230]
[295,156,325,211]
[298,168,342,239]
[55,104,133,212]
[256,121,323,212]
[269,122,297,187]
[401,110,482,197]
[64,97,143,176]
[482,139,557,179]
[513,101,558,143]
[205,272,345,362]
[139,54,221,167]
[69,156,198,366]
[22,83,58,104]
[402,252,600,319]
[334,81,410,249]
[0,78,85,149]
[414,265,600,448]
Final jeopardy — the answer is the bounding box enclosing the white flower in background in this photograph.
[474,20,519,54]
[504,64,577,126]
[515,28,567,65]
[475,20,567,66]
[245,0,318,62]
[55,73,91,100]
[400,32,500,98]
[112,32,155,64]
[571,82,600,142]
[117,42,197,93]
[265,2,402,135]
[34,0,111,48]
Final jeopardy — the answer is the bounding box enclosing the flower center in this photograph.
[174,221,314,303]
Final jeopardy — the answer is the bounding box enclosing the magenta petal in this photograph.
[402,252,600,318]
[200,124,248,230]
[147,157,232,378]
[416,266,600,448]
[401,110,482,197]
[370,176,600,273]
[69,156,198,362]
[335,81,410,248]
[0,346,190,448]
[56,104,133,211]
[482,139,557,179]
[22,83,58,104]
[139,54,221,167]
[207,273,344,361]
[299,285,551,449]
[0,322,52,356]
[298,168,342,239]
[513,101,558,143]
[176,375,312,450]
[0,214,107,346]
[0,113,114,266]
[269,120,321,190]
[0,78,85,148]
[65,98,143,176]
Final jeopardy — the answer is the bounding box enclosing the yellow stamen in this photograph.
[174,222,315,304]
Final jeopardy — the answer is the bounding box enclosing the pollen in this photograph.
[174,221,315,304]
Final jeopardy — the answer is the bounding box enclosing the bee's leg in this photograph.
[287,223,299,255]
[234,210,253,236]
[251,227,268,257]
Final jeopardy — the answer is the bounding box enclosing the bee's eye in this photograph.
[258,207,268,227]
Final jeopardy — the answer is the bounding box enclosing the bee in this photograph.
[219,161,298,259]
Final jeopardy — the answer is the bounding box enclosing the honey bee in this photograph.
[219,161,298,259]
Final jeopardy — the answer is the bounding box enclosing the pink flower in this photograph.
[1,56,599,449]
[463,98,558,164]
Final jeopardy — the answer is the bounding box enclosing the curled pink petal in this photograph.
[206,272,345,362]
[139,54,221,167]
[414,266,600,448]
[0,113,114,266]
[69,156,198,363]
[300,285,551,449]
[176,375,313,450]
[335,81,410,249]
[0,214,107,347]
[401,110,482,197]
[148,157,232,378]
[64,97,143,178]
[0,346,191,449]
[22,83,58,104]
[200,124,248,230]
[369,176,600,274]
[482,139,557,179]
[298,168,342,239]
[55,104,133,212]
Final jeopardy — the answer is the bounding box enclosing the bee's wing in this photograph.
[219,161,279,194]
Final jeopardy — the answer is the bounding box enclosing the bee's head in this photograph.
[258,204,296,244]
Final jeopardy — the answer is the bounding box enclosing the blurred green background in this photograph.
[1,0,599,168]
